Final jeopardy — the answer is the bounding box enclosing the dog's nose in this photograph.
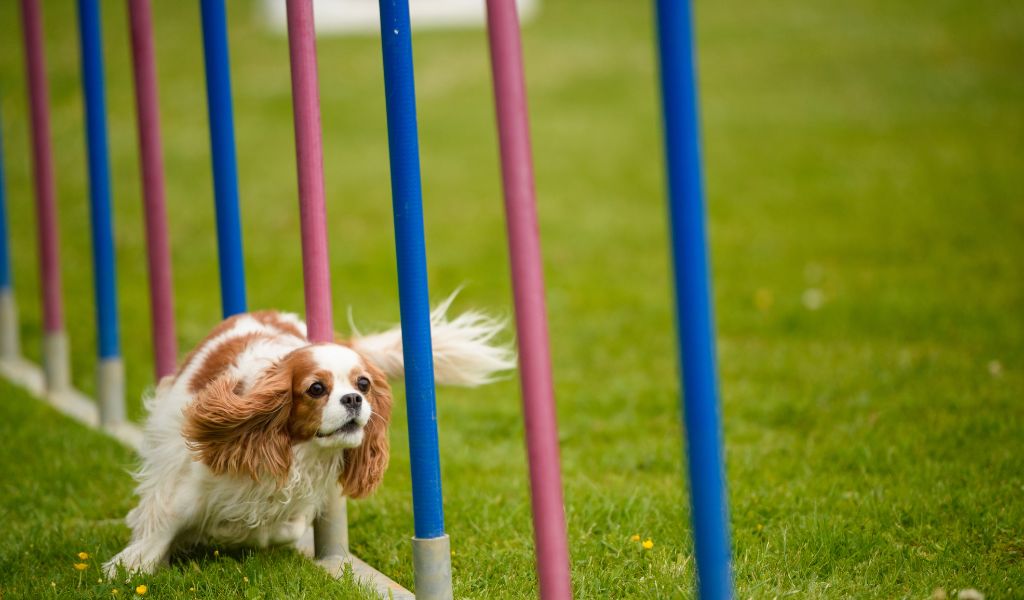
[340,393,362,410]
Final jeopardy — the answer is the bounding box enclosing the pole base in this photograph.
[98,356,125,428]
[412,534,453,600]
[43,330,70,394]
[314,488,349,558]
[0,288,20,360]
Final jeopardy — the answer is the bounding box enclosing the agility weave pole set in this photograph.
[1,0,732,598]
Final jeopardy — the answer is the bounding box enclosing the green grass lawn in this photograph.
[0,0,1022,598]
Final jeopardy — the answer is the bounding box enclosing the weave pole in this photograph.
[128,0,178,380]
[0,110,18,361]
[200,0,247,317]
[377,0,452,597]
[654,1,733,598]
[483,2,573,598]
[283,0,348,560]
[77,0,125,427]
[20,0,70,393]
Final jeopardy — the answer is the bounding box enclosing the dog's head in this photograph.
[182,343,392,498]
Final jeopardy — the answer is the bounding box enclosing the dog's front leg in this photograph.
[104,489,191,577]
[103,527,178,577]
[273,510,314,546]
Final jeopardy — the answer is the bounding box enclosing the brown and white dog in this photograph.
[105,298,512,576]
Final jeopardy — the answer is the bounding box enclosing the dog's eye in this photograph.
[356,376,371,393]
[307,382,326,397]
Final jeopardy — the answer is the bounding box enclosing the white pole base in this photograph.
[412,534,453,600]
[0,288,20,360]
[315,552,415,599]
[43,329,71,393]
[98,355,125,428]
[314,487,349,557]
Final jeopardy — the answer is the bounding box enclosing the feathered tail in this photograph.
[348,292,516,387]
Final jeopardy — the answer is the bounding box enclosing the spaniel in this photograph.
[105,299,512,576]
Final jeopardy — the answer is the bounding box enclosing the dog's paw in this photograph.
[102,557,125,579]
[103,547,158,578]
[271,515,310,546]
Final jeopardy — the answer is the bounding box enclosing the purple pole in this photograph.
[21,0,63,335]
[484,1,573,598]
[128,0,178,380]
[285,0,345,559]
[21,0,70,392]
[286,0,333,344]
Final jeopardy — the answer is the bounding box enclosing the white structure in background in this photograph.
[262,0,539,34]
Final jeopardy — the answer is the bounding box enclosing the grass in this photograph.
[0,0,1022,597]
[0,380,380,599]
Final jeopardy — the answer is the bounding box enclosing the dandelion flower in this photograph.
[74,562,89,571]
[802,288,824,311]
[642,539,654,550]
[135,584,148,595]
[213,550,220,557]
[112,590,120,596]
[630,534,640,542]
[78,551,90,560]
[243,576,249,583]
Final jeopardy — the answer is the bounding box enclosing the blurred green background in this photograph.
[0,0,1021,598]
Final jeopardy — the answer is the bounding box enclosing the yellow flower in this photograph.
[112,590,120,596]
[243,576,249,583]
[642,539,654,550]
[74,562,89,571]
[630,534,640,542]
[78,551,90,560]
[213,550,220,557]
[136,584,148,595]
[754,288,774,312]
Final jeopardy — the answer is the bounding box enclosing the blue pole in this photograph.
[654,1,734,598]
[199,0,246,317]
[77,0,120,360]
[378,0,445,541]
[0,109,11,292]
[0,104,18,362]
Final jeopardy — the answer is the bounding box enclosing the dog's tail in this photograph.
[348,292,516,387]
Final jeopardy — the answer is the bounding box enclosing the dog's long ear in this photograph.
[341,360,392,499]
[183,368,293,482]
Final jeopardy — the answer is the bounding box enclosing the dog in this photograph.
[105,297,512,576]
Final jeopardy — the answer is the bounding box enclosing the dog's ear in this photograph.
[341,360,392,499]
[183,367,293,482]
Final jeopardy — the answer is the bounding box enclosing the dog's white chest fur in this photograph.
[188,445,343,547]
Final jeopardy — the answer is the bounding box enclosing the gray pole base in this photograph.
[314,488,349,558]
[43,330,71,394]
[0,288,20,360]
[97,356,125,428]
[412,534,453,600]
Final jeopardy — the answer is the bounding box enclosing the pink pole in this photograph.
[286,0,342,560]
[484,1,572,598]
[20,0,64,334]
[128,0,178,379]
[285,0,333,344]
